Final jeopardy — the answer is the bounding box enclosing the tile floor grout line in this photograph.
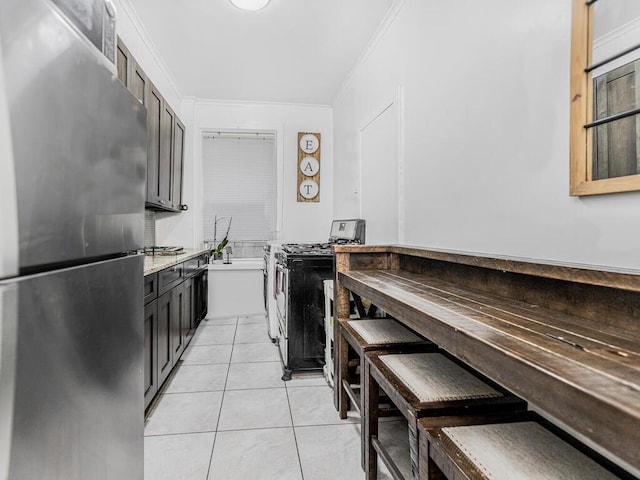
[144,429,217,438]
[161,387,229,395]
[218,385,286,392]
[207,432,217,480]
[228,360,281,364]
[208,424,299,434]
[205,431,217,480]
[207,316,239,480]
[219,319,238,396]
[179,363,231,366]
[284,384,306,480]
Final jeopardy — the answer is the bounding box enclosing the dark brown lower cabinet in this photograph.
[157,290,173,387]
[144,300,158,409]
[144,254,209,412]
[183,277,195,342]
[170,282,186,361]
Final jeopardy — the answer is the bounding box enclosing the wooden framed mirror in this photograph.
[570,0,640,195]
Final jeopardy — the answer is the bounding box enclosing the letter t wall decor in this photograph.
[297,132,321,202]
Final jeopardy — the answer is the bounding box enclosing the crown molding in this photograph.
[593,16,640,51]
[117,0,184,106]
[592,16,640,77]
[332,0,407,104]
[189,97,333,110]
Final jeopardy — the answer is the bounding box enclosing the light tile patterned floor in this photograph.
[144,314,396,479]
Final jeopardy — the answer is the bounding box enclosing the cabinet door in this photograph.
[116,38,131,87]
[144,273,158,305]
[130,60,148,106]
[146,83,163,207]
[144,300,158,410]
[170,282,185,360]
[157,290,173,386]
[183,277,194,343]
[171,117,185,210]
[158,263,183,296]
[158,102,175,208]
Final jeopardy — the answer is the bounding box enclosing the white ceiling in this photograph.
[127,0,396,104]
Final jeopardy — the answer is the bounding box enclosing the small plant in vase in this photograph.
[210,216,232,261]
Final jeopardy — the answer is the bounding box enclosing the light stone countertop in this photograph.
[143,248,209,276]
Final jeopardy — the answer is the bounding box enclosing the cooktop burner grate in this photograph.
[144,246,184,256]
[281,243,333,255]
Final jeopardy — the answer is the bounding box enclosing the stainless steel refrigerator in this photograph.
[0,0,147,478]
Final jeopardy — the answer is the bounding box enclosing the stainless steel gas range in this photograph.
[274,219,365,380]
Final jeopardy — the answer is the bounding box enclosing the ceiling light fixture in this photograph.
[229,0,270,11]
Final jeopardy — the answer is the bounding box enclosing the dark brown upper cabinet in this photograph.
[116,40,131,86]
[147,83,163,207]
[131,60,148,107]
[116,37,185,212]
[172,118,185,210]
[159,102,175,209]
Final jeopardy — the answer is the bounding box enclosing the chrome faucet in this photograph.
[224,245,233,264]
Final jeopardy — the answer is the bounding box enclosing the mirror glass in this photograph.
[591,1,640,180]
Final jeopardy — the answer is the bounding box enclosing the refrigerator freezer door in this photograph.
[5,255,144,480]
[0,0,147,271]
[0,284,17,480]
[0,37,19,280]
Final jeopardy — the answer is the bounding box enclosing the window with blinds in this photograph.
[202,134,276,250]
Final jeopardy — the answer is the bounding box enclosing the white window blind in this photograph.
[202,134,276,244]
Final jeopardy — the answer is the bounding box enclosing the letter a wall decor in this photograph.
[297,132,321,203]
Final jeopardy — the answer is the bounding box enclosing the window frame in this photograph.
[570,0,640,195]
[201,132,278,245]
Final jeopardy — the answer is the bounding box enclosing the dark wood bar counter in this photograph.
[333,245,640,476]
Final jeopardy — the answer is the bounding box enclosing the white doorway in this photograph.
[359,96,402,244]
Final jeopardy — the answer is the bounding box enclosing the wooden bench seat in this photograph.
[337,318,435,418]
[333,245,640,476]
[364,351,526,479]
[421,418,634,480]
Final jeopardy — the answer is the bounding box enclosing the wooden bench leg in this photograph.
[352,293,368,318]
[408,413,419,480]
[418,422,446,480]
[338,326,350,419]
[363,357,380,480]
[426,456,446,480]
[360,355,368,470]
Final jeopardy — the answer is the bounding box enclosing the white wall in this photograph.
[158,99,334,248]
[593,0,640,39]
[113,1,334,249]
[333,0,640,270]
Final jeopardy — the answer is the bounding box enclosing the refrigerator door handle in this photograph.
[0,38,19,280]
[0,283,18,480]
